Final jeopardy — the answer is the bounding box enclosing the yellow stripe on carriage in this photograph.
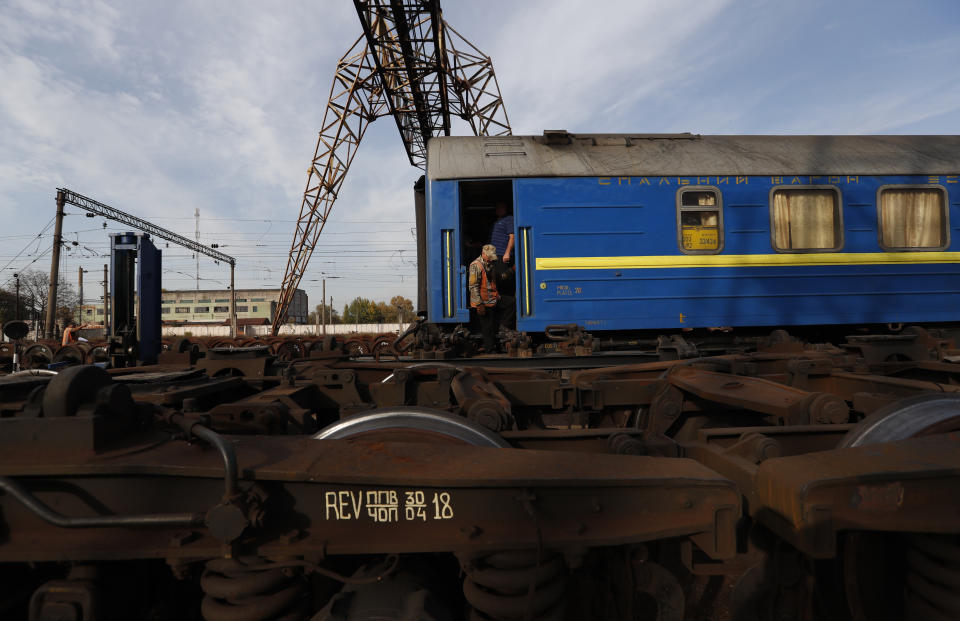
[535,252,960,270]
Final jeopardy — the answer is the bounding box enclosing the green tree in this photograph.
[342,297,379,324]
[372,296,414,323]
[389,295,414,323]
[313,302,340,325]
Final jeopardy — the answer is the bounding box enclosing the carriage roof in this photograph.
[427,133,960,180]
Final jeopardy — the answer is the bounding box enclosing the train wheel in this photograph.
[22,343,53,369]
[837,393,960,621]
[52,343,88,365]
[342,337,369,358]
[371,335,399,362]
[313,407,510,448]
[268,337,303,361]
[170,337,194,354]
[838,393,960,448]
[87,343,110,364]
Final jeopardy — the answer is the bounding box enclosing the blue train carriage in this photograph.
[425,132,960,336]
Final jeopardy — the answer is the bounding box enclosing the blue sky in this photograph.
[1,0,958,311]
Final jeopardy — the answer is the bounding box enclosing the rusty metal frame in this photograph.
[4,328,960,619]
[273,2,511,333]
[0,439,739,562]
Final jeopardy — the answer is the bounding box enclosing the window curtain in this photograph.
[773,190,836,249]
[880,189,942,248]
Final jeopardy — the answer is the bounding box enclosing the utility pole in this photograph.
[45,191,66,338]
[322,278,327,338]
[14,273,20,320]
[103,264,109,335]
[194,208,200,291]
[230,264,237,338]
[78,266,84,324]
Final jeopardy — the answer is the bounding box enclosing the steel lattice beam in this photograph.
[272,0,510,334]
[57,188,235,266]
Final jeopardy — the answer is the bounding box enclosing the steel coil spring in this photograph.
[200,557,307,621]
[905,534,960,621]
[459,550,565,621]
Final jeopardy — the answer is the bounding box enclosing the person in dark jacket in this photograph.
[489,201,515,293]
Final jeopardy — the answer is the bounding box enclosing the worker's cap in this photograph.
[482,244,497,257]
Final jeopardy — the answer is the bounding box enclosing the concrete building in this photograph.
[160,288,308,325]
[78,303,107,323]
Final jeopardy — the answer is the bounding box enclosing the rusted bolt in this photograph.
[755,437,782,461]
[805,393,850,424]
[205,503,249,544]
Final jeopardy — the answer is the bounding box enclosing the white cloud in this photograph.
[484,0,732,132]
[1,0,958,306]
[2,0,122,61]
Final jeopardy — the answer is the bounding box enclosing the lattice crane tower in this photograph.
[272,0,511,334]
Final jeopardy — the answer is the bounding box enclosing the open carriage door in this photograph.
[457,180,517,321]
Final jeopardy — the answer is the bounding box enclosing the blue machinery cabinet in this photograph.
[110,232,162,364]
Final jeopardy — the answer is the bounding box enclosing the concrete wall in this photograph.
[161,323,407,338]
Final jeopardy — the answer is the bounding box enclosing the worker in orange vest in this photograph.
[469,244,514,353]
[62,321,96,347]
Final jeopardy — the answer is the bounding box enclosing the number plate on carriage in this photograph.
[324,489,454,524]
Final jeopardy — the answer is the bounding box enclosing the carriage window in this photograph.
[678,189,722,253]
[771,188,842,251]
[879,187,947,250]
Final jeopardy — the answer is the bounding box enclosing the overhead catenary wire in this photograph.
[1,206,420,308]
[0,244,54,291]
[0,216,56,276]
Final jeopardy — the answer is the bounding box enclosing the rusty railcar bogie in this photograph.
[1,328,959,620]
